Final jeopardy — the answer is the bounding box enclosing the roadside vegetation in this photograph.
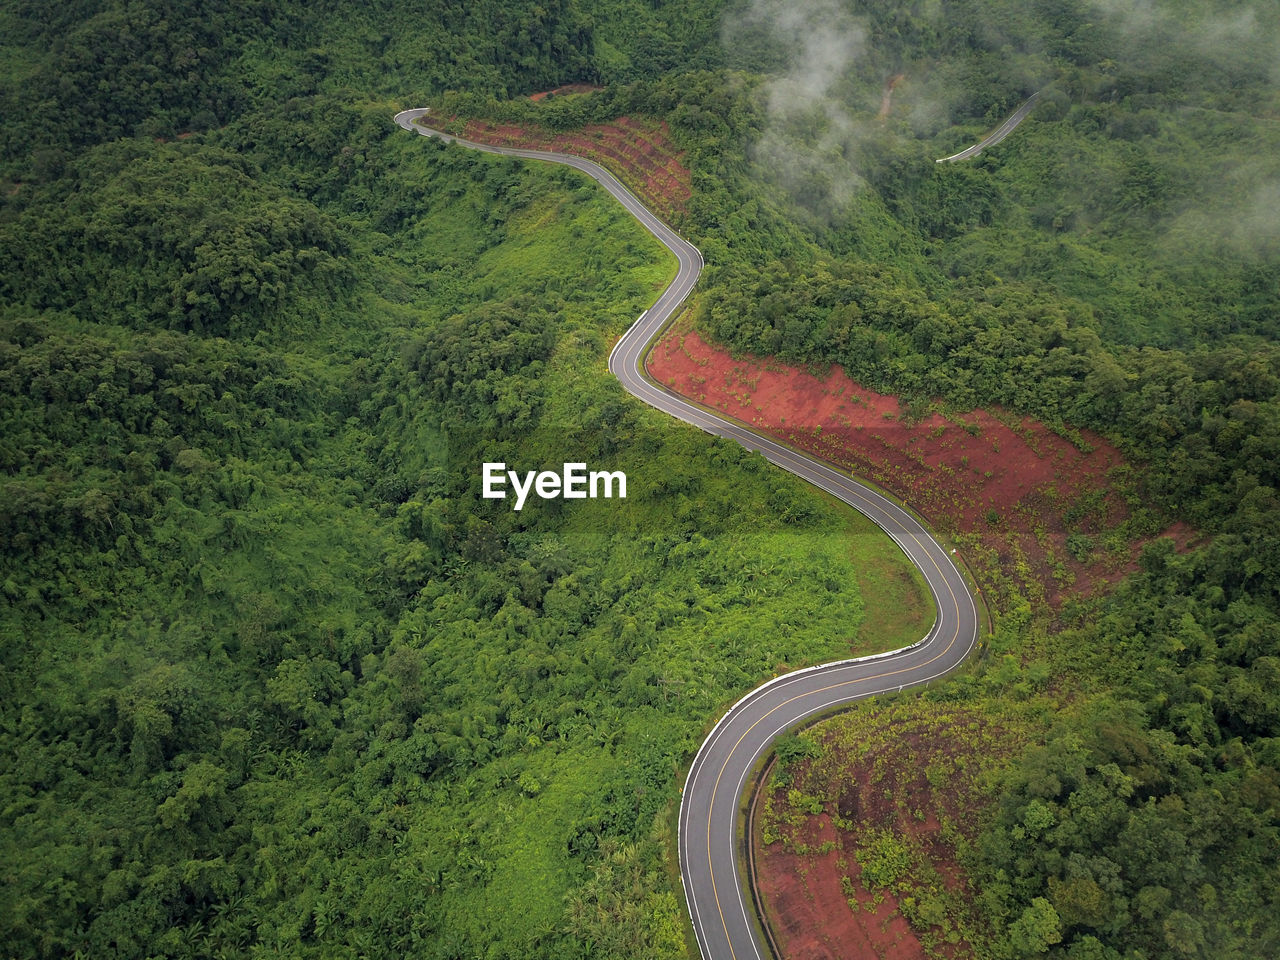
[2,1,1278,959]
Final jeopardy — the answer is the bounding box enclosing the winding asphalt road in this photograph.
[395,108,980,960]
[936,91,1041,163]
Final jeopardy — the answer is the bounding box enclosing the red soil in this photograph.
[754,813,925,960]
[647,329,1195,610]
[880,74,906,119]
[528,83,601,102]
[460,116,691,222]
[754,706,1019,960]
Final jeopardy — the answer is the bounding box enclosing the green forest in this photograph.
[2,1,1278,958]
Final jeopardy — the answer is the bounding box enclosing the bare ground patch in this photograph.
[458,116,691,223]
[647,328,1198,613]
[754,702,1033,959]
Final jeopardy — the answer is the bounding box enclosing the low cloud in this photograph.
[1167,178,1280,262]
[723,0,870,221]
[1091,1,1280,258]
[1091,0,1280,82]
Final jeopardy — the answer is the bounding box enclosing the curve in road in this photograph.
[936,91,1041,163]
[395,108,980,960]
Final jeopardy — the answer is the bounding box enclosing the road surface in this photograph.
[936,92,1041,162]
[395,108,980,960]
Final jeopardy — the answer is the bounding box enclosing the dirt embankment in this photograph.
[647,328,1195,612]
[880,74,906,119]
[755,810,924,960]
[458,115,691,222]
[528,84,601,102]
[753,704,1025,960]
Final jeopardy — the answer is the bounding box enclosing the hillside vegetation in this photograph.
[2,1,1279,959]
[0,4,924,958]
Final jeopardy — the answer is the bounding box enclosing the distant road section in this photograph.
[936,91,1041,162]
[395,107,979,960]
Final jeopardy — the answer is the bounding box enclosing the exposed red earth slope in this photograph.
[754,810,924,960]
[528,83,601,102]
[460,116,691,222]
[647,328,1194,613]
[880,74,906,119]
[753,703,1027,960]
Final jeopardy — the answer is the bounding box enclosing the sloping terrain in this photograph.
[648,327,1196,611]
[460,115,691,221]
